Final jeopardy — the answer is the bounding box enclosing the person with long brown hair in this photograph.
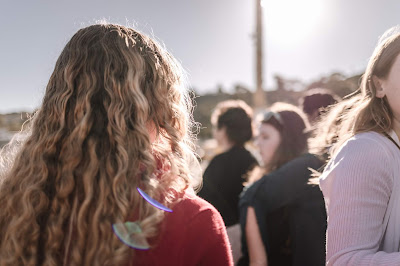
[0,23,233,266]
[238,103,326,266]
[320,25,400,265]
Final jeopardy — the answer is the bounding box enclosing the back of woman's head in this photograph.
[332,25,400,155]
[259,102,309,170]
[0,23,196,265]
[300,88,340,122]
[211,100,253,146]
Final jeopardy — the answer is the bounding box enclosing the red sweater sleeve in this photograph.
[133,193,233,266]
[181,196,233,266]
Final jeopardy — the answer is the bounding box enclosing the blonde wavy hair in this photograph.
[0,24,199,265]
[331,25,400,156]
[309,94,361,161]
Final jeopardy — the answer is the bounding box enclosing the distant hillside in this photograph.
[0,71,361,144]
[0,112,30,132]
[193,89,305,139]
[193,72,361,139]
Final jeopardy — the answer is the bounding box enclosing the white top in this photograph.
[320,130,400,265]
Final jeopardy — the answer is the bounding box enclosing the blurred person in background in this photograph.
[238,102,326,266]
[199,100,258,227]
[198,100,258,263]
[300,88,340,125]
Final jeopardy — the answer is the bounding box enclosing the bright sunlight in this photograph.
[261,0,326,45]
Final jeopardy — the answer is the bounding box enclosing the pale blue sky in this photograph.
[0,0,399,112]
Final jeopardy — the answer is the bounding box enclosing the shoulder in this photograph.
[212,146,255,161]
[355,131,389,142]
[203,153,227,178]
[235,146,256,158]
[345,131,391,150]
[332,132,392,164]
[172,192,225,226]
[278,153,323,173]
[171,193,232,263]
[163,192,227,243]
[292,153,322,165]
[320,131,394,203]
[175,193,217,212]
[207,150,230,166]
[206,147,257,172]
[135,192,232,265]
[324,131,393,175]
[240,154,321,203]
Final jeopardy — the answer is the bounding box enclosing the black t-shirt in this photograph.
[239,153,326,266]
[198,145,258,227]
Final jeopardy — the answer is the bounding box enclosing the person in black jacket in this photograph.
[198,100,258,227]
[238,102,326,266]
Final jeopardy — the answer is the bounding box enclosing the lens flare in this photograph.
[137,187,173,212]
[112,222,150,250]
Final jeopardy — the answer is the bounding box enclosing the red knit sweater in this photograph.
[131,192,233,266]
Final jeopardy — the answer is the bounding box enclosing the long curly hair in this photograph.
[0,23,198,265]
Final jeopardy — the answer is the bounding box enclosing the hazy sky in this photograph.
[1,0,399,113]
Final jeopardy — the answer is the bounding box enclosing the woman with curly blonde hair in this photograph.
[0,24,233,266]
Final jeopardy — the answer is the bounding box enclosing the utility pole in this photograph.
[253,0,267,108]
